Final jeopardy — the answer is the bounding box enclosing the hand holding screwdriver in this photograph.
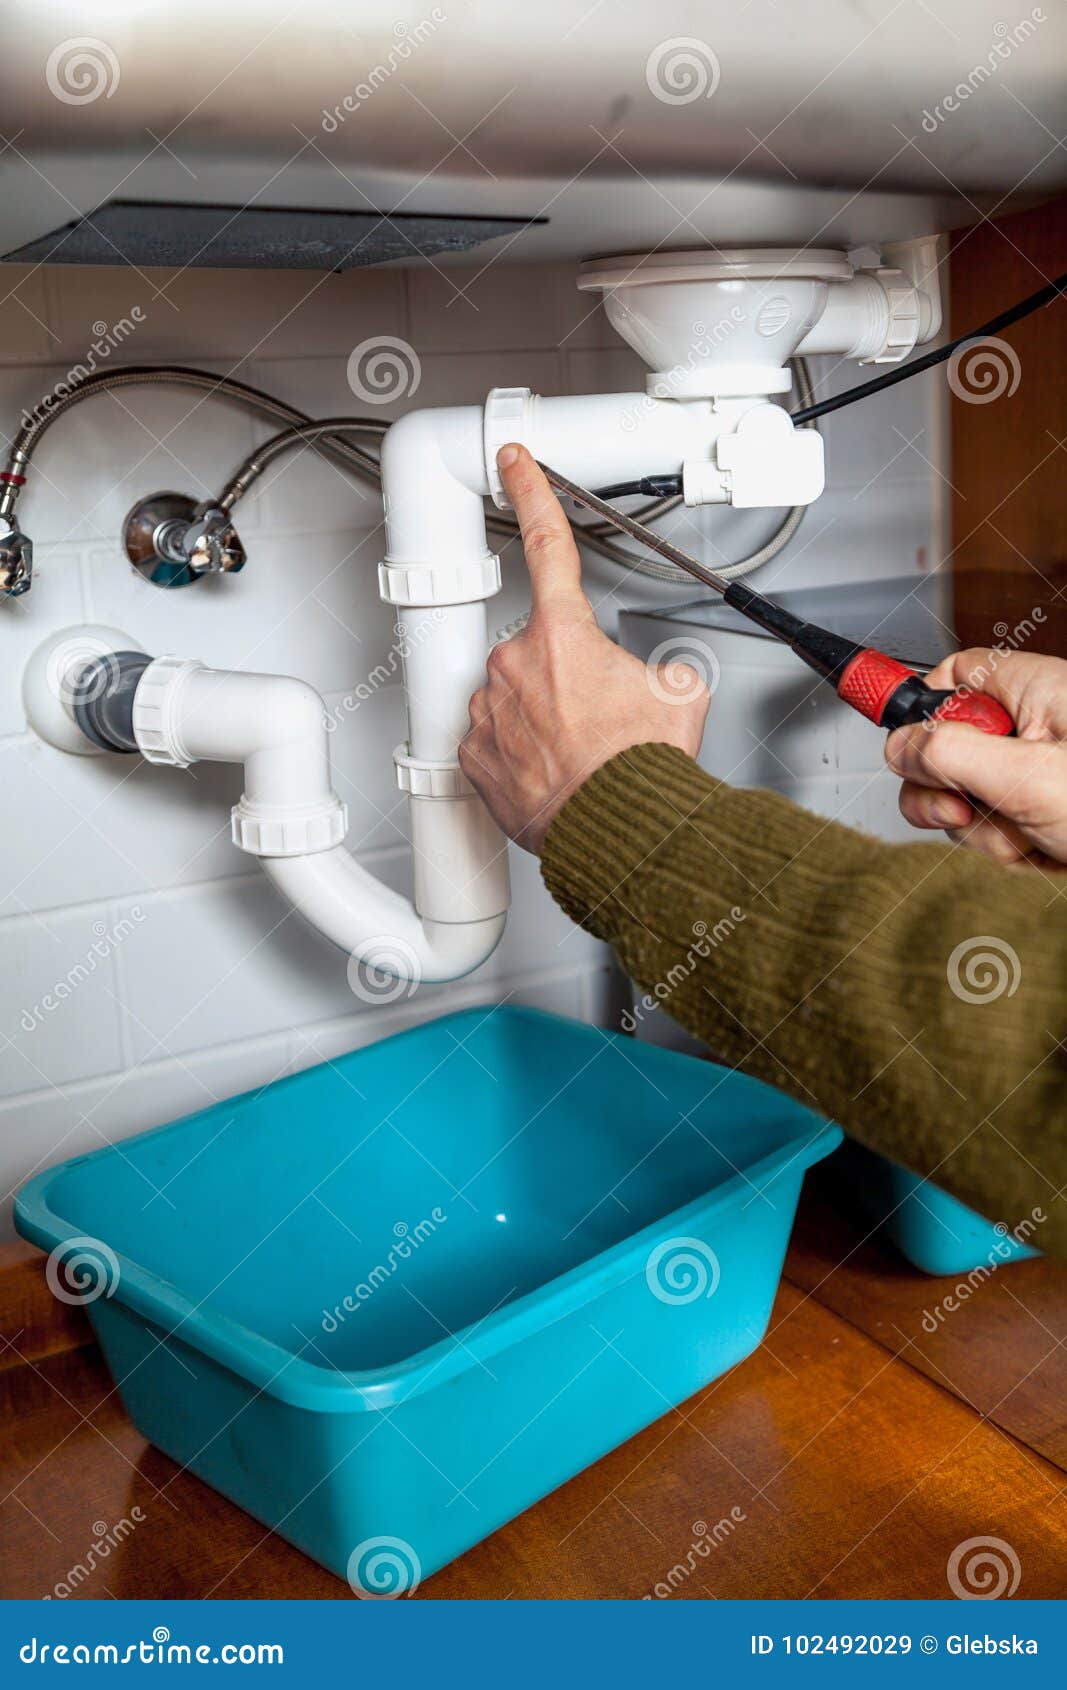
[536,460,1016,741]
[463,449,1067,868]
[886,648,1067,868]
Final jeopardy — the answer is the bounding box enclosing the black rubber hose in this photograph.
[591,474,683,500]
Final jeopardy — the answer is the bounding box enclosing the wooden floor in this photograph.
[3,1174,1066,1601]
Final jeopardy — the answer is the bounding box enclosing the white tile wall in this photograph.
[0,258,945,1237]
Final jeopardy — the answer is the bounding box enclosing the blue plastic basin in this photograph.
[835,1141,1040,1276]
[15,1006,840,1589]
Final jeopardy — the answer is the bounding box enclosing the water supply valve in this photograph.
[181,505,247,575]
[123,492,246,588]
[683,405,824,509]
[0,521,33,597]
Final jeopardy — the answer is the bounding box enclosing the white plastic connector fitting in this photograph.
[394,743,473,799]
[692,405,824,509]
[130,656,203,767]
[378,554,501,608]
[483,386,532,507]
[681,461,729,506]
[230,796,348,857]
[859,268,921,365]
[794,262,932,365]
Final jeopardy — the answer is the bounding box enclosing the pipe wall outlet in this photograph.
[22,625,145,756]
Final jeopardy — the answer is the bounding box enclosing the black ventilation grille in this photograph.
[2,201,541,270]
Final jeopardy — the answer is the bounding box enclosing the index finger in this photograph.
[497,443,587,616]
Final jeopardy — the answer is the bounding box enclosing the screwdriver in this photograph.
[536,461,1014,738]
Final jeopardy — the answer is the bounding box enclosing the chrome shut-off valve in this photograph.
[0,522,33,597]
[0,458,33,597]
[122,492,246,588]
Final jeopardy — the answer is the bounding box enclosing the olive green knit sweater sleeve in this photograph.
[541,742,1067,1256]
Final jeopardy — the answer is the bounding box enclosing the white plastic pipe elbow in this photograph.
[261,850,505,985]
[130,659,506,984]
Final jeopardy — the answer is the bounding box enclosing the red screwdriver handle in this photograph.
[929,688,1014,735]
[837,648,1015,736]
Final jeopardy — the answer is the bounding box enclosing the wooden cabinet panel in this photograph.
[949,197,1067,654]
